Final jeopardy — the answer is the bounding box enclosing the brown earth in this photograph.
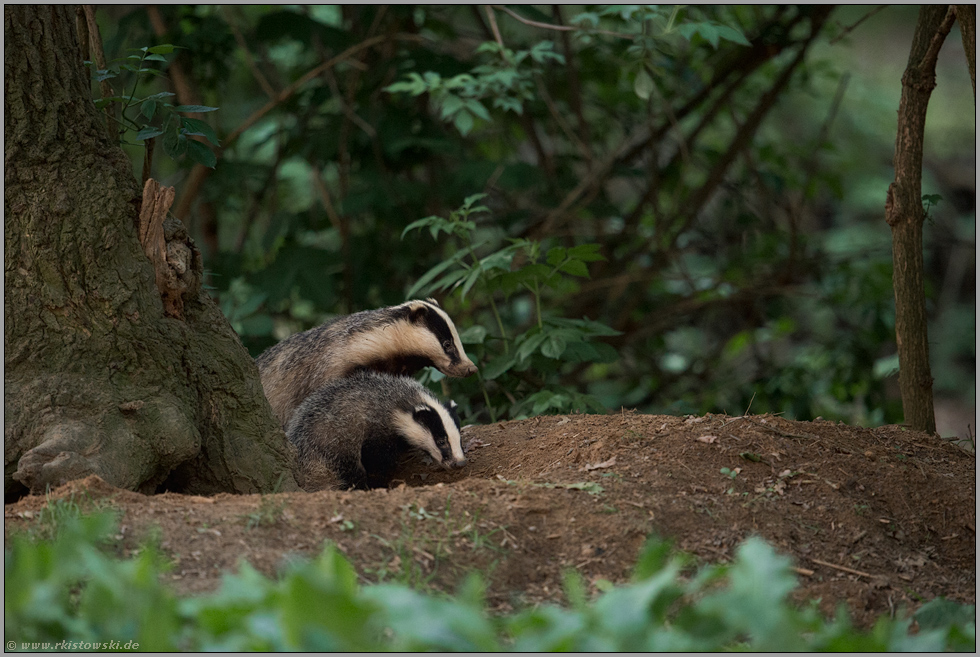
[4,412,976,627]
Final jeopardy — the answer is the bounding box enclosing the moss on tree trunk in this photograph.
[3,5,298,499]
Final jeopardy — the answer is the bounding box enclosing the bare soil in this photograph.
[5,412,976,627]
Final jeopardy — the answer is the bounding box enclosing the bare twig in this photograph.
[534,74,591,161]
[665,12,830,246]
[493,4,637,40]
[175,33,417,220]
[484,5,505,50]
[553,5,592,164]
[225,34,397,147]
[830,5,889,45]
[809,557,874,580]
[222,8,277,99]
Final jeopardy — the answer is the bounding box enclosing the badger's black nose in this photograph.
[452,458,467,469]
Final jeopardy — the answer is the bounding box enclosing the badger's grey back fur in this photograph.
[286,371,465,491]
[256,299,476,429]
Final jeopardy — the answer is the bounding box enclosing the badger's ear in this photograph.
[425,297,441,307]
[409,303,429,324]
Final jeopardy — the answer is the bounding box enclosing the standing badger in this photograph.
[286,371,465,490]
[256,299,477,429]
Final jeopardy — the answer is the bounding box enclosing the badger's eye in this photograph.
[442,340,453,351]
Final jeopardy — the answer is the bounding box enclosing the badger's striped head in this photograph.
[392,396,466,469]
[347,299,477,379]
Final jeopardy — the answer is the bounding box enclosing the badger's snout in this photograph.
[451,361,477,377]
[440,457,467,470]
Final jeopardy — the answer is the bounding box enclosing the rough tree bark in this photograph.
[4,5,298,499]
[884,5,957,435]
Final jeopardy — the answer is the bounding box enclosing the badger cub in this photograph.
[286,371,466,491]
[257,299,477,429]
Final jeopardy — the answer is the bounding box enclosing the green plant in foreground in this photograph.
[6,511,975,651]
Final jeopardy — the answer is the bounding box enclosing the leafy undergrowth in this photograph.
[5,511,974,652]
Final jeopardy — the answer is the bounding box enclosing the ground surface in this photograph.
[5,412,976,627]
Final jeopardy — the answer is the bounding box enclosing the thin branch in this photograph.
[493,4,637,40]
[809,557,875,579]
[222,8,277,99]
[553,5,592,164]
[666,16,828,245]
[533,74,591,161]
[310,170,353,313]
[175,33,419,220]
[484,5,505,50]
[224,34,397,147]
[829,5,889,45]
[530,10,807,241]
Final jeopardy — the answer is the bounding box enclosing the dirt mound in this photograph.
[5,412,975,627]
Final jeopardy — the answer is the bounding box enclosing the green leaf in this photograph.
[457,325,488,345]
[559,260,590,278]
[462,193,488,209]
[143,91,176,101]
[453,110,474,136]
[147,44,177,54]
[135,126,164,142]
[482,353,517,380]
[459,268,482,300]
[546,247,567,266]
[464,99,490,121]
[541,334,567,359]
[715,24,752,47]
[141,99,157,120]
[187,140,217,168]
[181,117,220,146]
[430,268,470,294]
[634,69,655,101]
[143,54,168,62]
[401,215,443,239]
[567,244,605,262]
[406,257,460,298]
[439,94,464,120]
[175,104,219,113]
[515,331,547,362]
[94,96,126,109]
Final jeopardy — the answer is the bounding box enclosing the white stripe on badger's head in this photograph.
[391,395,466,469]
[343,300,477,379]
[407,299,477,377]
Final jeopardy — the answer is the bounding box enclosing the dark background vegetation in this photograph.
[94,5,974,436]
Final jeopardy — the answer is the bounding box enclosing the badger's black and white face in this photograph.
[393,397,466,469]
[347,299,477,379]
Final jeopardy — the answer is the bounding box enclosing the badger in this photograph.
[256,298,477,429]
[286,371,466,490]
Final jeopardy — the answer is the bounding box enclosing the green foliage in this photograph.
[91,5,974,429]
[6,512,975,651]
[385,41,565,134]
[86,44,220,168]
[404,195,619,421]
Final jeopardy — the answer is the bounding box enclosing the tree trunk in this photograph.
[884,5,956,435]
[4,5,298,499]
